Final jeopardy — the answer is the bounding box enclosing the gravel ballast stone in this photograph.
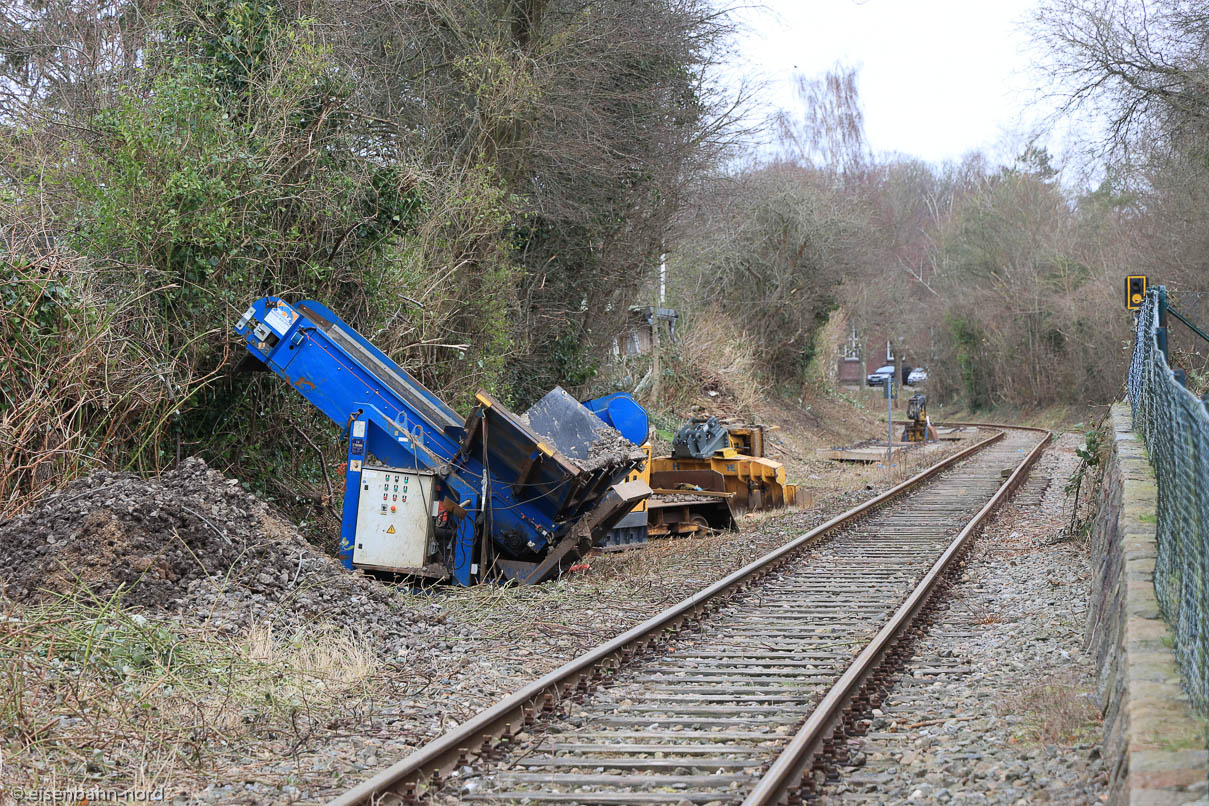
[817,431,1109,805]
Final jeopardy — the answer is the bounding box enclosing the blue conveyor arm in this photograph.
[233,297,643,585]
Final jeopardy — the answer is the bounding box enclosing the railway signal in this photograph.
[1125,275,1147,310]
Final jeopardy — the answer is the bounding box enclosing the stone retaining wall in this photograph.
[1086,403,1208,805]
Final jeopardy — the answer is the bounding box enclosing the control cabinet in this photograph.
[353,467,436,571]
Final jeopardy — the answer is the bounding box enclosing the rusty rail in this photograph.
[742,423,1050,804]
[328,424,1044,806]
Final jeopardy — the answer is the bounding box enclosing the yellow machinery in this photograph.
[601,444,654,547]
[603,442,735,541]
[597,417,798,547]
[650,418,797,512]
[902,393,933,443]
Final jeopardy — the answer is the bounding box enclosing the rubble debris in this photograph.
[518,409,642,472]
[0,458,417,633]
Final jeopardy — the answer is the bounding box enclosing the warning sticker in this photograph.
[264,305,298,336]
[386,525,396,534]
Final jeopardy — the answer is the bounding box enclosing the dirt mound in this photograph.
[0,459,267,606]
[0,458,420,636]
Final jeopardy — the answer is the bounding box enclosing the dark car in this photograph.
[866,364,895,386]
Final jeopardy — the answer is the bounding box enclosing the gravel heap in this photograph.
[0,458,424,636]
[577,424,644,470]
[517,411,642,472]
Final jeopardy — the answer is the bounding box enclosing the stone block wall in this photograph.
[1086,403,1208,805]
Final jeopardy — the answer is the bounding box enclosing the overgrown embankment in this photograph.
[0,0,737,519]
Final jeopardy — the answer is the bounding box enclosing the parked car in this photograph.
[907,367,928,385]
[866,364,895,386]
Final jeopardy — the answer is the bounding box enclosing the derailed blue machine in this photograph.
[234,297,650,585]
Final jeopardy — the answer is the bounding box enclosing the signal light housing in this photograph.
[1126,275,1148,311]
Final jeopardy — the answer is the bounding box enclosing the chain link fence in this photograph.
[1127,287,1209,712]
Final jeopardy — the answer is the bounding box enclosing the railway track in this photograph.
[329,424,1050,806]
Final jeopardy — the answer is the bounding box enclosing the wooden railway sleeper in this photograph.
[326,427,1044,806]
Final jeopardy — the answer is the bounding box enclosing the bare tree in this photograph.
[1036,0,1209,160]
[775,65,869,174]
[671,163,872,381]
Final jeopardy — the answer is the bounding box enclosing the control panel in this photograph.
[353,467,436,571]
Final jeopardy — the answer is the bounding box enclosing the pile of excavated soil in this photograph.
[0,458,424,636]
[0,458,265,608]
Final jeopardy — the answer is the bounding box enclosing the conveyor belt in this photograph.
[295,302,463,433]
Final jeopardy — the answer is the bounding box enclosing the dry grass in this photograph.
[809,438,971,489]
[0,242,239,520]
[243,622,377,686]
[964,603,1004,625]
[0,585,381,796]
[934,401,1102,434]
[1005,674,1101,744]
[676,307,762,414]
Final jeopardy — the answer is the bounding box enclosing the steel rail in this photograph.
[742,424,1051,805]
[327,428,1007,806]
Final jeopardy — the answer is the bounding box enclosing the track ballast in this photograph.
[329,425,1049,806]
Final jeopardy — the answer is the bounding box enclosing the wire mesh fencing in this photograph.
[1127,286,1209,712]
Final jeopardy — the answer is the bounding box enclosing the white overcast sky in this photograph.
[728,0,1058,166]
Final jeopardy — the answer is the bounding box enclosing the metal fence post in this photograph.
[885,376,893,466]
[1157,285,1169,362]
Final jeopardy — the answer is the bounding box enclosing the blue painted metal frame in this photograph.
[582,392,649,445]
[234,296,566,585]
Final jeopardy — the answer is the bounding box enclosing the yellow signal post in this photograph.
[1126,275,1148,310]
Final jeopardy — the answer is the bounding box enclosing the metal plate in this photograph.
[353,466,435,570]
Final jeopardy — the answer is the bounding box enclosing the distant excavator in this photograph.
[902,393,937,443]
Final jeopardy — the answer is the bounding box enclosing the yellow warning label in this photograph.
[386,525,396,534]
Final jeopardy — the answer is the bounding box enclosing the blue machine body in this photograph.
[234,297,647,585]
[582,393,650,445]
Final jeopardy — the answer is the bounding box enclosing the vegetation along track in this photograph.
[330,425,1050,806]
